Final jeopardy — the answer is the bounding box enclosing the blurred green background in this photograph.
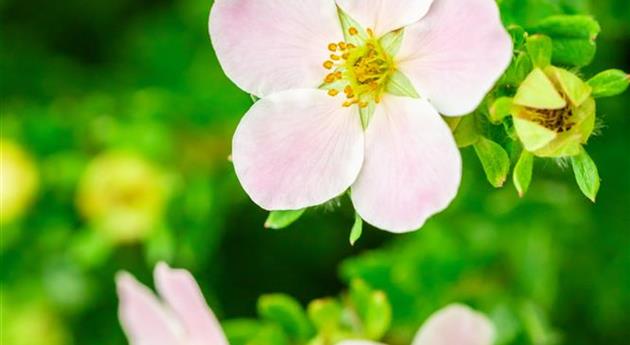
[1,0,628,344]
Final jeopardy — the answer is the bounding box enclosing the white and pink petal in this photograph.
[411,304,495,345]
[351,96,461,233]
[396,0,512,116]
[209,0,343,97]
[335,0,434,36]
[154,263,228,345]
[116,272,181,345]
[232,89,365,211]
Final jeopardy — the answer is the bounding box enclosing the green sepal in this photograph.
[385,70,420,98]
[250,94,260,103]
[307,298,343,333]
[526,34,553,68]
[507,25,527,51]
[588,69,630,98]
[571,149,600,202]
[379,29,404,56]
[349,213,363,246]
[445,115,480,148]
[359,102,376,130]
[265,209,306,230]
[513,150,534,197]
[337,8,367,45]
[501,52,533,86]
[257,294,314,342]
[474,136,511,188]
[223,319,265,345]
[513,68,566,109]
[489,97,514,124]
[349,280,392,340]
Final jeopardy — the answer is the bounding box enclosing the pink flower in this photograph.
[116,262,228,345]
[209,0,512,232]
[338,304,495,345]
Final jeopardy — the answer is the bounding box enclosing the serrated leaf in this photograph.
[264,209,305,230]
[257,294,314,342]
[513,150,534,197]
[385,70,420,98]
[501,52,534,86]
[571,149,600,202]
[474,137,511,188]
[349,213,363,246]
[588,69,630,98]
[379,29,404,56]
[526,34,552,68]
[549,38,597,67]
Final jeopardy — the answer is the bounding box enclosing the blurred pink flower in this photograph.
[338,304,495,345]
[210,0,511,232]
[116,262,228,345]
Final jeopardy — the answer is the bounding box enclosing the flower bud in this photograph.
[511,66,596,157]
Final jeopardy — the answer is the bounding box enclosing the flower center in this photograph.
[322,28,395,108]
[527,105,575,133]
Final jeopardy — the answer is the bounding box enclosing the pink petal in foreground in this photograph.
[154,262,228,345]
[411,304,495,345]
[116,272,180,345]
[396,0,512,116]
[335,0,434,36]
[351,96,461,233]
[209,0,343,97]
[233,89,365,210]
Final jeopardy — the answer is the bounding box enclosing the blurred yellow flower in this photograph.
[0,139,39,226]
[76,151,170,243]
[0,300,70,345]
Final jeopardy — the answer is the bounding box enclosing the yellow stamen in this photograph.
[348,27,359,36]
[323,61,334,69]
[328,89,339,96]
[328,43,338,52]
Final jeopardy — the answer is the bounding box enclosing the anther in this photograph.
[328,43,338,52]
[328,89,339,96]
[330,54,340,61]
[367,28,374,37]
[323,61,334,70]
[339,42,347,50]
[348,27,359,36]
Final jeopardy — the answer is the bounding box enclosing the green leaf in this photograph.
[501,52,533,86]
[257,294,314,342]
[247,324,290,345]
[349,280,392,340]
[571,149,600,202]
[264,209,306,230]
[445,115,480,148]
[223,319,264,345]
[474,137,511,188]
[307,298,343,333]
[531,15,601,67]
[513,150,534,197]
[349,213,363,246]
[385,70,420,98]
[337,7,367,45]
[532,15,601,40]
[489,97,514,124]
[588,69,630,98]
[379,29,404,56]
[526,34,552,68]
